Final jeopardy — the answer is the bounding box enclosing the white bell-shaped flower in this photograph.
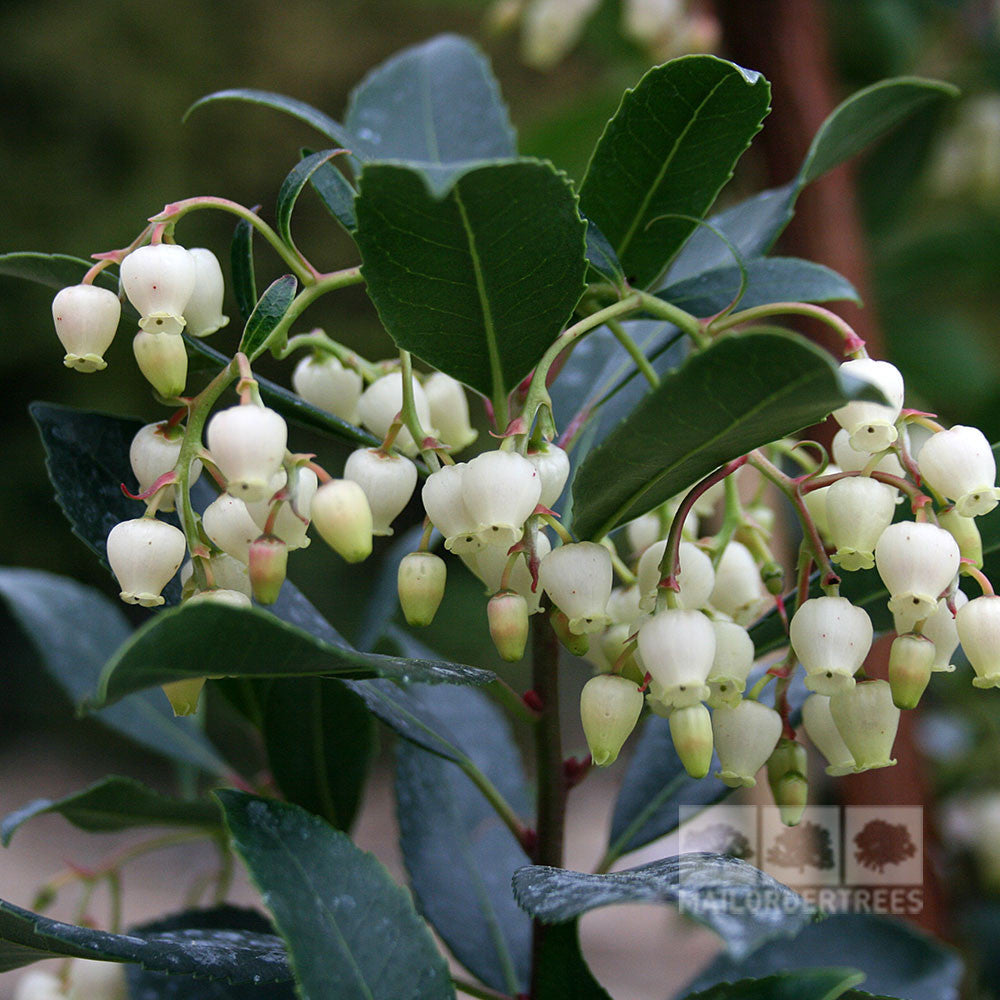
[912,590,968,672]
[357,371,434,456]
[467,531,551,614]
[52,284,121,372]
[638,607,715,709]
[875,520,960,629]
[801,694,856,775]
[107,517,186,607]
[712,699,783,787]
[826,476,897,571]
[606,584,642,625]
[423,372,477,452]
[580,673,644,767]
[462,450,541,549]
[957,595,1000,688]
[66,958,127,1000]
[706,620,755,708]
[527,443,571,508]
[245,468,318,550]
[709,539,765,624]
[832,429,906,478]
[133,331,188,398]
[182,247,229,337]
[311,479,373,563]
[121,243,197,335]
[181,553,251,598]
[918,425,1000,517]
[803,463,840,541]
[343,447,417,536]
[130,421,202,513]
[832,358,905,453]
[422,462,481,554]
[789,596,872,695]
[626,511,664,557]
[206,404,287,503]
[637,540,715,613]
[538,541,612,634]
[202,493,262,564]
[830,679,900,772]
[292,354,363,424]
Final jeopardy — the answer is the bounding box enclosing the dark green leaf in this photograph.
[356,524,426,652]
[0,897,290,980]
[534,921,611,1000]
[659,257,859,318]
[239,274,297,361]
[230,216,258,324]
[395,685,531,994]
[513,854,814,960]
[570,330,884,540]
[584,219,626,289]
[262,678,375,831]
[217,790,454,1000]
[681,969,866,1000]
[681,913,962,1000]
[1,776,220,845]
[304,148,357,231]
[579,56,770,289]
[0,567,225,773]
[89,602,493,709]
[276,150,347,249]
[355,160,586,400]
[0,251,119,294]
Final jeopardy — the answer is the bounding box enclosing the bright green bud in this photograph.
[249,534,287,604]
[132,330,187,397]
[161,677,206,717]
[669,703,714,779]
[767,739,809,827]
[397,551,447,627]
[580,674,644,767]
[550,607,590,657]
[940,508,983,569]
[489,591,529,662]
[888,632,936,709]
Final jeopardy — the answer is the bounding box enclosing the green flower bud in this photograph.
[311,479,373,563]
[580,674,644,767]
[939,508,983,568]
[161,677,206,717]
[249,534,288,605]
[767,739,809,827]
[888,632,935,709]
[550,608,590,656]
[132,330,188,398]
[488,591,529,662]
[397,551,447,627]
[669,703,714,779]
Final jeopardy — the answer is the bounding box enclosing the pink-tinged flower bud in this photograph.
[66,958,127,1000]
[709,540,766,624]
[668,703,714,779]
[357,371,434,456]
[919,425,1000,517]
[397,551,447,627]
[801,694,856,776]
[292,354,363,424]
[789,596,872,695]
[246,468,318,551]
[132,331,188,398]
[161,677,206,717]
[938,509,983,568]
[202,494,261,563]
[465,531,551,614]
[767,739,809,827]
[957,594,1000,688]
[832,429,905,478]
[637,540,715,613]
[912,590,967,673]
[888,632,936,709]
[181,553,251,598]
[638,608,715,709]
[463,451,541,550]
[130,421,202,513]
[832,358,905,453]
[343,447,417,536]
[187,587,252,608]
[488,591,529,661]
[121,243,197,335]
[526,442,571,508]
[712,699,782,787]
[206,405,288,503]
[803,463,840,542]
[249,534,287,604]
[826,476,897,572]
[580,674,644,767]
[13,969,64,1000]
[182,247,229,337]
[538,541,612,634]
[875,521,960,629]
[311,479,373,563]
[422,463,481,554]
[52,284,120,372]
[706,620,755,708]
[106,517,186,607]
[830,679,899,772]
[550,607,590,656]
[424,372,477,452]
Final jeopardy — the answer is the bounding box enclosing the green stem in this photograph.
[400,349,440,471]
[460,760,533,852]
[607,317,659,388]
[709,300,859,348]
[279,327,380,382]
[634,291,708,347]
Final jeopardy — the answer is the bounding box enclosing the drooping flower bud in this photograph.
[249,534,287,604]
[637,540,715,613]
[182,247,229,337]
[916,590,967,672]
[106,517,186,607]
[801,693,856,776]
[832,358,905,453]
[357,371,434,456]
[161,677,206,717]
[626,511,664,558]
[802,463,840,542]
[488,591,529,661]
[526,442,571,509]
[826,476,897,571]
[538,541,612,634]
[550,607,590,656]
[52,283,121,372]
[66,958,127,1000]
[938,509,983,568]
[397,551,447,627]
[129,421,202,513]
[668,702,714,779]
[343,447,417,536]
[132,331,188,398]
[202,493,262,564]
[888,632,936,709]
[598,623,642,679]
[918,425,1000,517]
[957,594,1000,688]
[706,620,755,708]
[606,584,642,626]
[830,679,900,771]
[463,450,541,550]
[767,739,810,827]
[311,479,373,563]
[181,553,252,599]
[580,673,644,767]
[292,353,364,424]
[423,372,477,452]
[422,463,481,554]
[206,404,288,503]
[709,540,766,624]
[466,531,551,614]
[121,243,197,335]
[789,596,872,695]
[875,521,960,629]
[831,429,905,478]
[246,468,317,551]
[712,699,782,787]
[638,607,715,709]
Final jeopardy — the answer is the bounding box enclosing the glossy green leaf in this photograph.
[681,913,962,1000]
[681,969,866,1000]
[262,678,376,831]
[355,160,587,401]
[89,601,493,709]
[395,685,532,994]
[276,149,347,249]
[0,251,118,294]
[571,330,883,541]
[579,56,770,289]
[533,921,612,1000]
[513,854,814,960]
[230,216,258,324]
[1,776,220,845]
[584,218,626,289]
[218,790,454,1000]
[239,274,297,360]
[0,897,290,980]
[304,148,357,232]
[0,567,225,773]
